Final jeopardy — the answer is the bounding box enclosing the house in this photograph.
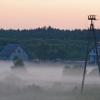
[0,44,29,60]
[89,45,100,64]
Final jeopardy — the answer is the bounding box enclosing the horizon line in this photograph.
[0,26,94,31]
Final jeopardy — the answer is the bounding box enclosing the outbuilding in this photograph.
[0,44,29,60]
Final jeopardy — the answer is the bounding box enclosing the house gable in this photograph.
[10,46,29,60]
[89,45,100,64]
[0,44,29,60]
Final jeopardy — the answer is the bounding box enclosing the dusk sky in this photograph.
[0,0,100,29]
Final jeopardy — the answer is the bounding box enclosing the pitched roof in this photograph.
[0,44,19,58]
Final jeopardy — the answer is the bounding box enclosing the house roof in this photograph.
[0,44,20,58]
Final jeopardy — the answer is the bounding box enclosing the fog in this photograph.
[0,61,100,100]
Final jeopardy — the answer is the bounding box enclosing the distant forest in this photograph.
[0,26,100,60]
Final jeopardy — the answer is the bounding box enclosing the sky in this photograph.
[0,0,100,29]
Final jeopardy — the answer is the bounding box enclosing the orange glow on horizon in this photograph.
[0,0,100,29]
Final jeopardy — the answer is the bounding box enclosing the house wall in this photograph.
[89,55,96,64]
[89,48,100,64]
[9,46,29,60]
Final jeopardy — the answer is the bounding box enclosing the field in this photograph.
[0,61,99,100]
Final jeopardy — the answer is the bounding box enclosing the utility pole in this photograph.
[81,15,100,93]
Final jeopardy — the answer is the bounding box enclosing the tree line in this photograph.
[0,26,100,60]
